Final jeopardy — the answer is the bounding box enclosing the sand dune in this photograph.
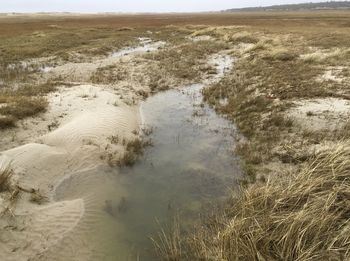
[0,83,140,260]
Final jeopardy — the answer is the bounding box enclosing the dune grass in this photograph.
[0,95,49,129]
[186,142,350,260]
[144,40,228,88]
[0,164,13,193]
[0,80,60,129]
[153,143,350,260]
[152,217,183,261]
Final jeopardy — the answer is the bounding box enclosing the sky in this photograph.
[0,0,332,13]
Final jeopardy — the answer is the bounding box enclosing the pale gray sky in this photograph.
[0,0,332,13]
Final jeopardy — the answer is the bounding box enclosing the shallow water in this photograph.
[53,54,240,260]
[105,56,240,259]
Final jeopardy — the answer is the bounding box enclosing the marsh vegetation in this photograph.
[0,11,350,261]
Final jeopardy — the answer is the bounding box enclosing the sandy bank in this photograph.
[0,83,140,260]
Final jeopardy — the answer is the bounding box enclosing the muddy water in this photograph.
[105,56,240,260]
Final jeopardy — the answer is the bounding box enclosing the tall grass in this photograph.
[151,217,183,261]
[188,142,350,260]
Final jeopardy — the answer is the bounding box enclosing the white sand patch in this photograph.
[188,35,213,42]
[0,199,86,261]
[2,84,139,189]
[317,67,346,83]
[111,38,165,58]
[289,98,350,131]
[47,40,165,82]
[0,85,139,149]
[0,83,140,260]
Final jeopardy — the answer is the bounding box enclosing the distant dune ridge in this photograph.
[225,1,350,12]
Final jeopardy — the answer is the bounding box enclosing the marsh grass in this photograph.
[0,97,48,119]
[186,143,350,260]
[145,40,228,85]
[154,144,350,260]
[173,20,350,261]
[202,27,349,175]
[0,80,59,129]
[226,31,259,44]
[90,64,127,84]
[0,27,140,66]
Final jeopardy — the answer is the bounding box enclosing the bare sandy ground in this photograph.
[290,98,350,131]
[0,85,140,260]
[0,41,160,260]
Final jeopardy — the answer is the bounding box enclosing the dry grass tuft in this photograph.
[119,138,147,166]
[0,97,48,120]
[0,164,14,193]
[225,31,259,44]
[189,142,350,260]
[152,217,183,261]
[263,48,298,61]
[30,189,49,205]
[0,116,16,129]
[105,137,152,167]
[0,80,58,129]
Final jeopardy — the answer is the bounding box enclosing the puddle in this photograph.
[102,55,240,260]
[108,87,239,260]
[111,37,165,58]
[208,54,234,81]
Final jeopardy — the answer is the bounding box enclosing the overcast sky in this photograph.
[0,0,332,13]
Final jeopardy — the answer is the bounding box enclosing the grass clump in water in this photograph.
[119,138,147,166]
[152,217,182,261]
[106,137,152,167]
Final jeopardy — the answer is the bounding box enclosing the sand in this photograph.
[289,98,350,131]
[0,84,140,260]
[0,42,150,260]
